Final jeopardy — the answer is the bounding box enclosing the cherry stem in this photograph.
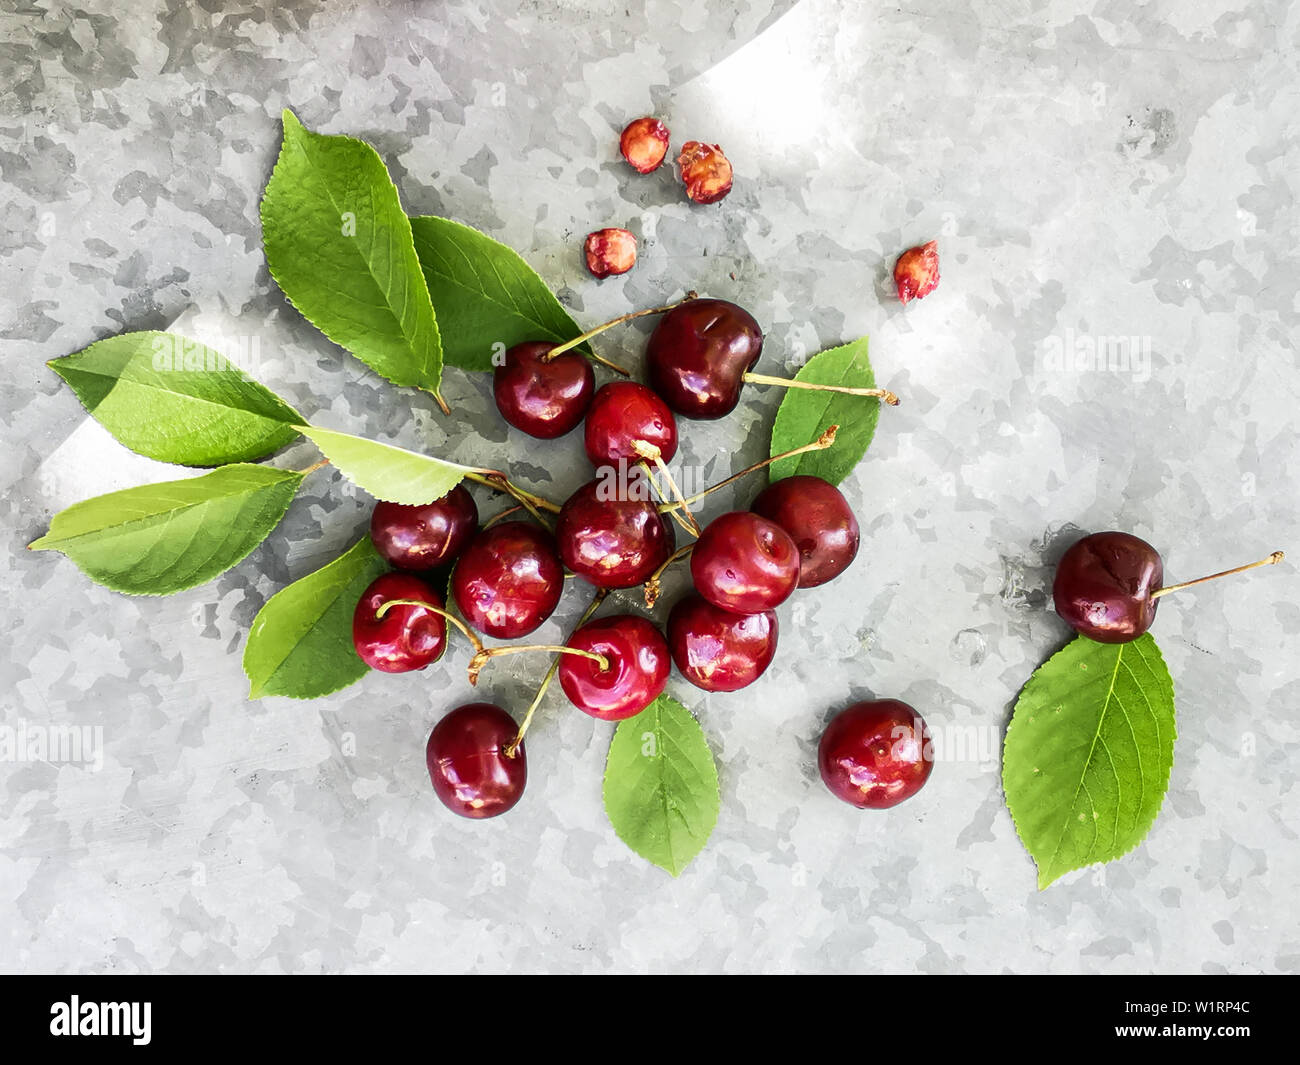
[1150,551,1285,600]
[634,442,700,536]
[659,424,840,514]
[542,291,699,362]
[468,644,609,686]
[482,504,526,530]
[374,599,485,654]
[464,471,562,515]
[644,542,695,608]
[742,372,900,406]
[296,458,331,476]
[504,588,609,757]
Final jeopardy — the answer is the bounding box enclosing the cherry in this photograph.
[584,381,679,467]
[558,615,671,721]
[646,298,763,419]
[894,241,940,304]
[818,699,934,809]
[678,141,733,204]
[620,116,670,174]
[555,478,676,589]
[451,521,564,638]
[426,703,526,819]
[352,573,447,673]
[493,341,594,439]
[584,228,637,279]
[667,593,778,692]
[690,511,799,614]
[751,475,860,588]
[369,486,478,572]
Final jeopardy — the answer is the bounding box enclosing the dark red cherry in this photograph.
[818,700,934,809]
[645,298,763,419]
[584,381,679,466]
[1053,531,1163,644]
[667,593,778,693]
[451,521,564,638]
[493,341,595,438]
[555,477,675,588]
[352,573,447,673]
[558,615,670,721]
[369,486,478,572]
[426,703,526,819]
[690,511,799,614]
[751,476,860,588]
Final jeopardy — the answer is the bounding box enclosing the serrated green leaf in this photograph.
[768,337,880,485]
[298,425,477,505]
[603,693,720,877]
[409,215,585,372]
[48,331,302,466]
[29,465,303,596]
[243,536,388,699]
[1003,634,1176,889]
[261,110,444,397]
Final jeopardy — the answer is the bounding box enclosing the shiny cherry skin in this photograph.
[369,486,478,572]
[352,573,447,673]
[584,381,679,467]
[667,594,778,693]
[645,298,763,419]
[690,511,799,614]
[558,615,671,721]
[493,341,595,438]
[751,476,860,588]
[1053,531,1164,643]
[426,703,526,819]
[451,521,564,638]
[555,478,675,589]
[818,700,934,810]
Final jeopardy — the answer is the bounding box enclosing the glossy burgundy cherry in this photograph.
[352,573,447,673]
[584,381,679,467]
[558,615,671,721]
[369,486,478,572]
[426,703,526,819]
[555,477,675,588]
[1052,531,1163,644]
[690,511,799,614]
[818,699,933,810]
[751,475,860,588]
[645,298,763,419]
[451,520,564,638]
[667,594,778,693]
[493,341,595,439]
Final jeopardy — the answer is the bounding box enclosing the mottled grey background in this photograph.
[1,0,1296,974]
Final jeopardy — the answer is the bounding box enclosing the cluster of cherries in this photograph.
[347,292,937,821]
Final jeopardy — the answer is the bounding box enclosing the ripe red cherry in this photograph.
[677,141,733,204]
[426,703,526,819]
[620,116,670,173]
[558,615,670,721]
[352,573,447,673]
[493,341,594,438]
[1053,531,1163,644]
[751,476,860,588]
[645,298,763,419]
[451,521,564,638]
[369,486,478,571]
[667,594,777,693]
[818,700,934,809]
[584,228,637,279]
[555,478,675,588]
[584,381,678,467]
[690,511,799,614]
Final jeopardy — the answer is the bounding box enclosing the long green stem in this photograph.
[1150,551,1284,600]
[742,372,900,406]
[374,599,484,654]
[542,292,698,361]
[468,643,609,686]
[464,471,562,515]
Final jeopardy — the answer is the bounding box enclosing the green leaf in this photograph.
[1002,634,1177,889]
[48,331,302,466]
[768,337,881,485]
[260,110,444,396]
[603,693,720,877]
[243,536,388,699]
[409,215,585,372]
[298,425,477,505]
[29,465,303,596]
